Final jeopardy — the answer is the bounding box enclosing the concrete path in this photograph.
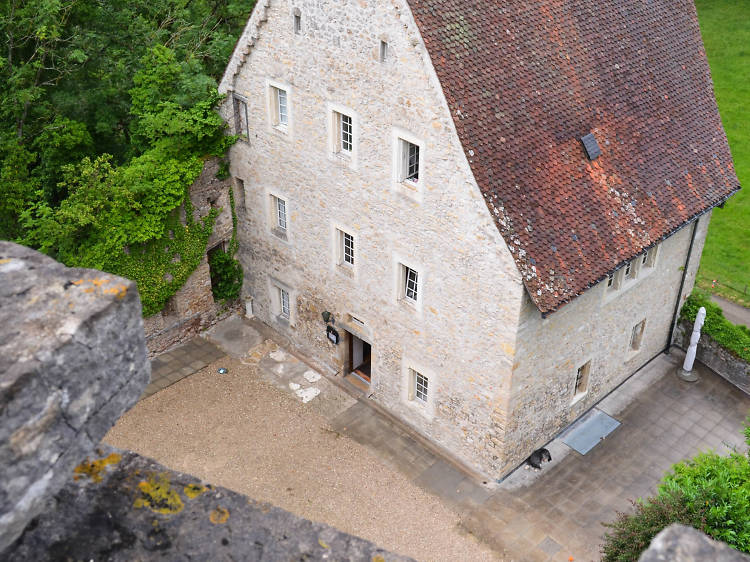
[125,315,750,561]
[711,294,750,327]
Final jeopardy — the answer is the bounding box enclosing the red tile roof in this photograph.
[406,0,739,314]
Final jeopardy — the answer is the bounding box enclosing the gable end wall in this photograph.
[222,0,526,476]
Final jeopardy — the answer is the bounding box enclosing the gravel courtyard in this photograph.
[105,354,498,561]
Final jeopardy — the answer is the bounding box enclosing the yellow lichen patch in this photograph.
[372,556,385,562]
[318,539,329,549]
[133,473,184,515]
[183,483,207,499]
[103,284,128,299]
[73,453,122,483]
[209,506,229,524]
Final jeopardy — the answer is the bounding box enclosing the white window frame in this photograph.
[572,360,591,404]
[268,190,291,241]
[402,360,436,418]
[266,79,293,136]
[379,39,389,62]
[341,230,355,266]
[395,256,424,312]
[327,102,358,168]
[392,127,425,200]
[269,278,295,325]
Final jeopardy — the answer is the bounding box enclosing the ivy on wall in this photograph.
[208,178,243,303]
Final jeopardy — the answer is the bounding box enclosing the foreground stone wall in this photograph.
[674,318,750,394]
[143,158,239,356]
[0,242,150,552]
[640,524,750,561]
[5,446,411,562]
[501,214,709,473]
[220,0,525,476]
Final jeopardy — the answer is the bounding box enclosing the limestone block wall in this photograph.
[500,214,710,472]
[221,0,525,476]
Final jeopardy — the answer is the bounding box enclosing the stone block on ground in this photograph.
[0,242,150,553]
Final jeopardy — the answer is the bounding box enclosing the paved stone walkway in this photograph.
[143,337,225,399]
[141,316,750,561]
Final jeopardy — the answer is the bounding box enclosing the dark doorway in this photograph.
[349,333,372,382]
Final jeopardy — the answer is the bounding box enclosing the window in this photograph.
[641,251,649,265]
[271,195,287,231]
[607,273,614,288]
[400,139,420,184]
[379,40,389,62]
[293,9,301,34]
[624,261,633,279]
[271,86,288,127]
[334,111,353,154]
[342,231,354,265]
[402,265,418,302]
[573,361,590,400]
[409,368,428,403]
[630,320,646,351]
[279,287,290,319]
[233,95,249,139]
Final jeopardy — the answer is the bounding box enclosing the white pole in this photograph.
[677,306,706,382]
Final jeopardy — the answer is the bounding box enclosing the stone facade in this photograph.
[500,215,709,472]
[221,0,525,476]
[143,158,239,357]
[219,0,714,477]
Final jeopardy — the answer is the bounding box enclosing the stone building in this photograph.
[218,0,739,477]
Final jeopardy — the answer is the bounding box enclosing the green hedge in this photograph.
[680,292,750,362]
[602,426,750,561]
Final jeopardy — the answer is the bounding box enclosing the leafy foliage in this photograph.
[601,423,750,561]
[680,292,750,362]
[208,179,243,303]
[1,0,253,315]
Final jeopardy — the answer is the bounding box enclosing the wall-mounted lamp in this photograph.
[321,311,335,325]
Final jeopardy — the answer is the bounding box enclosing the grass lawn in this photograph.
[694,0,750,307]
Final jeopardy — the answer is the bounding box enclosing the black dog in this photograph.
[526,447,552,469]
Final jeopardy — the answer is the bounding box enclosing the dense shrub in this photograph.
[601,426,750,561]
[601,492,707,562]
[680,292,750,362]
[208,249,243,302]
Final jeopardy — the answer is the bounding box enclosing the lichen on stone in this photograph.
[73,453,122,483]
[184,483,207,499]
[133,473,184,515]
[209,506,229,524]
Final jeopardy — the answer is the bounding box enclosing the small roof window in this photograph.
[581,133,602,160]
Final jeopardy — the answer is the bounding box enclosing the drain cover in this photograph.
[561,408,620,455]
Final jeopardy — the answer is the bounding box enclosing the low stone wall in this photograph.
[674,319,750,394]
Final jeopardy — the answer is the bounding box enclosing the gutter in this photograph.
[666,218,699,354]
